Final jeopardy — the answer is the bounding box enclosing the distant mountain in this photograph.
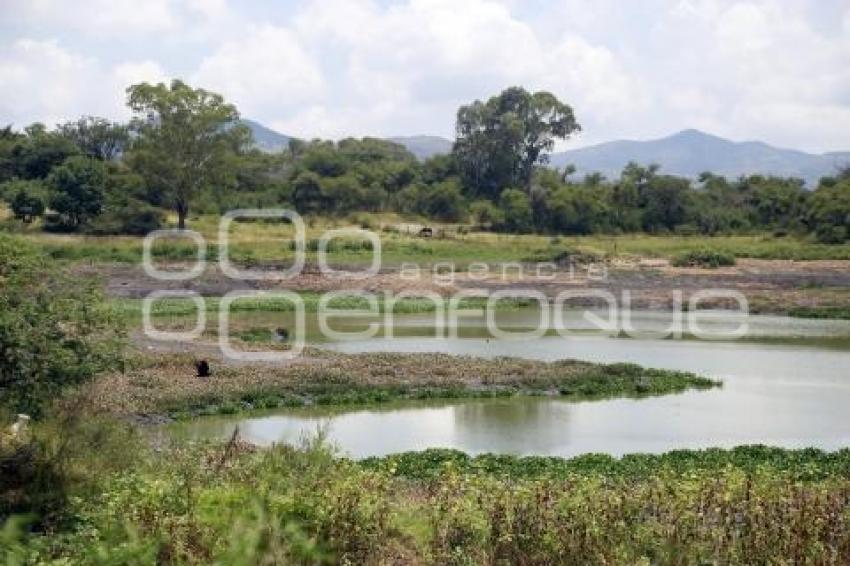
[550,129,850,186]
[241,119,292,152]
[387,135,453,160]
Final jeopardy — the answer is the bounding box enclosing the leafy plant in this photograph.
[671,248,736,268]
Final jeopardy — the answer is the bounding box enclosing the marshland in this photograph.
[2,53,850,566]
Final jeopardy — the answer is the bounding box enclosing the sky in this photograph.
[1,0,849,152]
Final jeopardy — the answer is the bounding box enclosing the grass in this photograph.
[111,293,538,320]
[364,444,850,481]
[788,306,850,319]
[7,430,850,564]
[9,211,850,266]
[85,351,720,419]
[671,248,736,268]
[747,288,850,320]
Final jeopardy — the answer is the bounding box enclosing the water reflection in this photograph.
[171,313,850,458]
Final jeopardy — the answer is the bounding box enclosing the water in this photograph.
[172,310,850,458]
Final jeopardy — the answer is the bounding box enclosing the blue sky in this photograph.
[1,0,849,152]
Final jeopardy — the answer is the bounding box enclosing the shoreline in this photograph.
[89,349,720,421]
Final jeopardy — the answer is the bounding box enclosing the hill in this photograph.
[550,129,850,186]
[387,135,453,160]
[241,119,292,152]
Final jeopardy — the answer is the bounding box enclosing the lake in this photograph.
[172,310,850,458]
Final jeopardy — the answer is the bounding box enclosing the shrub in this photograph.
[671,248,736,268]
[2,180,47,223]
[0,235,124,416]
[46,156,107,230]
[85,200,163,235]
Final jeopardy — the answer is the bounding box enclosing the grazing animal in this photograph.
[273,327,289,342]
[196,359,211,378]
[10,414,30,438]
[418,227,433,238]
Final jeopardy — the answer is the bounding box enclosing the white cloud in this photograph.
[0,0,848,151]
[7,0,177,35]
[113,60,168,89]
[192,25,325,121]
[285,0,645,142]
[0,39,103,127]
[0,39,172,127]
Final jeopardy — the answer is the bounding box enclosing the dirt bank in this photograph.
[80,258,850,314]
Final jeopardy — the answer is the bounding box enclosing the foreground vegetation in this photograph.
[6,425,850,564]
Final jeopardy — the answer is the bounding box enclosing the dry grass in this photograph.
[85,349,717,418]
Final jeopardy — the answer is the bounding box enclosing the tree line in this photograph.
[1,81,848,243]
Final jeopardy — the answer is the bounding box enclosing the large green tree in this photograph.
[453,87,580,198]
[126,80,251,229]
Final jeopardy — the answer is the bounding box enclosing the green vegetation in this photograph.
[126,80,251,230]
[111,292,539,321]
[2,84,849,245]
[86,352,719,419]
[1,79,849,562]
[6,432,850,564]
[9,216,850,266]
[671,248,736,268]
[787,306,850,320]
[367,444,850,481]
[0,235,122,416]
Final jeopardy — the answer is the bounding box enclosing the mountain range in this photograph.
[242,121,849,186]
[549,129,850,186]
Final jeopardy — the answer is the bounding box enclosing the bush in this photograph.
[499,188,533,232]
[0,235,124,416]
[815,224,847,244]
[85,200,163,235]
[46,156,107,230]
[671,248,736,268]
[469,199,504,228]
[2,180,47,223]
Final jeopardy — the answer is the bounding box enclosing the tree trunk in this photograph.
[177,202,188,230]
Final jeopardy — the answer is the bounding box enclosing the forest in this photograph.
[1,81,848,243]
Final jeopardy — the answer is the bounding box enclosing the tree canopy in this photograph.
[125,79,251,229]
[453,87,580,198]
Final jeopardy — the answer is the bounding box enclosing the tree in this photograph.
[291,171,325,214]
[10,185,45,223]
[739,175,806,229]
[548,185,609,234]
[640,175,691,232]
[499,188,533,232]
[808,180,850,243]
[47,156,106,230]
[126,80,251,229]
[469,199,504,228]
[6,124,80,180]
[453,87,580,197]
[0,235,122,416]
[57,116,129,161]
[423,179,465,221]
